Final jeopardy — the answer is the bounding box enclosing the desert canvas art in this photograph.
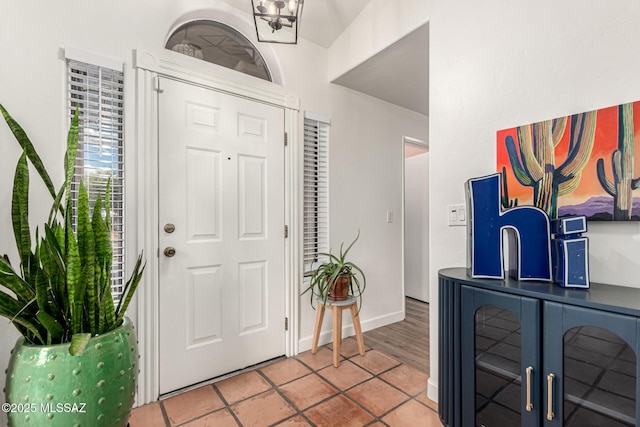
[497,101,640,220]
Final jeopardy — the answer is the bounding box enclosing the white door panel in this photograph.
[158,77,285,394]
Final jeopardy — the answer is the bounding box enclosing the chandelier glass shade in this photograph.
[251,0,303,44]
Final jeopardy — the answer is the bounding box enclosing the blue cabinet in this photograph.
[440,268,640,427]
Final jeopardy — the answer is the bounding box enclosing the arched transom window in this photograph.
[166,20,272,82]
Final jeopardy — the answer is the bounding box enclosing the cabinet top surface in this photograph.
[439,267,640,317]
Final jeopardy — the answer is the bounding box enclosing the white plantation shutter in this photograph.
[303,114,329,273]
[67,58,125,301]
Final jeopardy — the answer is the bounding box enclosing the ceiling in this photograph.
[331,23,429,116]
[226,0,429,116]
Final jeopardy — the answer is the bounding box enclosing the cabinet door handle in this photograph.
[525,366,534,411]
[547,373,556,421]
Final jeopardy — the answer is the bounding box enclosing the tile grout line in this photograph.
[211,382,245,427]
[158,399,172,427]
[169,384,232,427]
[254,369,317,426]
[340,347,437,421]
[291,350,382,423]
[297,347,411,424]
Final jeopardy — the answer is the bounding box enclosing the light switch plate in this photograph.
[448,204,467,226]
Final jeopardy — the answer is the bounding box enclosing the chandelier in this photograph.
[251,0,303,44]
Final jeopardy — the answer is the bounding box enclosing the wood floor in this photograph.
[363,297,430,374]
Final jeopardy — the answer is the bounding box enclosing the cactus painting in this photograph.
[596,103,640,220]
[497,100,640,221]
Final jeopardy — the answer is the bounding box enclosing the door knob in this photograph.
[164,247,176,257]
[164,223,175,233]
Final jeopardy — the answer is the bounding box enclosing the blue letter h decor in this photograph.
[465,174,552,281]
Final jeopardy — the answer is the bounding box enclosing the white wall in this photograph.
[405,152,430,302]
[429,0,640,401]
[328,0,434,82]
[0,0,428,415]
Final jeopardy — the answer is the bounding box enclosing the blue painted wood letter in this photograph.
[465,174,552,281]
[551,216,590,288]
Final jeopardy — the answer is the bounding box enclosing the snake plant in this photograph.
[0,104,145,355]
[302,230,366,312]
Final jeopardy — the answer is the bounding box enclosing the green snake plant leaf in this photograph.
[12,152,32,278]
[115,253,146,324]
[69,332,91,356]
[42,222,70,322]
[63,109,79,202]
[66,229,81,334]
[104,183,113,276]
[0,256,35,303]
[96,265,108,335]
[36,310,64,342]
[37,230,61,313]
[102,283,116,333]
[0,104,56,199]
[48,182,67,225]
[105,179,112,233]
[73,181,96,332]
[91,196,110,334]
[92,198,112,271]
[34,262,50,312]
[0,293,43,344]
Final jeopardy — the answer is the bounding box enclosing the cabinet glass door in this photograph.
[563,326,636,426]
[475,304,523,426]
[545,302,638,427]
[462,286,540,427]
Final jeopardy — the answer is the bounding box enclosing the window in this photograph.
[67,58,125,301]
[165,20,272,82]
[303,114,329,274]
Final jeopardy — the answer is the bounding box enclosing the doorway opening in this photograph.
[403,136,429,303]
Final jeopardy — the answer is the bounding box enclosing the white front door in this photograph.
[158,77,286,394]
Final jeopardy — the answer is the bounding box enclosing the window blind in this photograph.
[303,116,329,273]
[67,59,125,301]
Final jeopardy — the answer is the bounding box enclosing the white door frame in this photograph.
[134,49,301,404]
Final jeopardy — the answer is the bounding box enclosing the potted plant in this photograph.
[0,104,145,427]
[302,231,366,312]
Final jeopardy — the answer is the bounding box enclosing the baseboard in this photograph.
[427,377,438,403]
[297,309,405,353]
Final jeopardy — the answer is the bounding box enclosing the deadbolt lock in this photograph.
[164,223,175,233]
[164,247,176,257]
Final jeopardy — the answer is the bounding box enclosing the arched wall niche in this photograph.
[165,6,285,86]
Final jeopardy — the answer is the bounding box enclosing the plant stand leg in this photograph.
[333,306,342,367]
[311,303,326,354]
[350,303,366,356]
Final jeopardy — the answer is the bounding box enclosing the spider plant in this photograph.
[0,104,145,355]
[302,230,366,312]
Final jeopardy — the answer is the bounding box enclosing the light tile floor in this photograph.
[129,337,441,426]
